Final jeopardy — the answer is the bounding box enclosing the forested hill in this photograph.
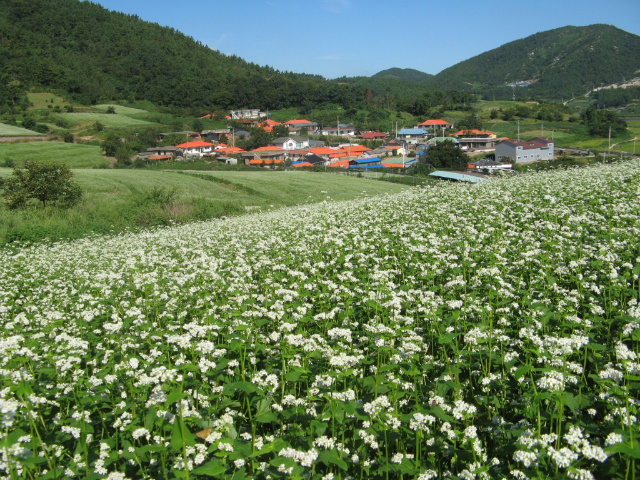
[0,0,363,111]
[372,68,434,83]
[429,24,640,100]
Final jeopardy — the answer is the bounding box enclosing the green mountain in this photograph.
[372,68,433,83]
[429,24,640,100]
[0,0,362,111]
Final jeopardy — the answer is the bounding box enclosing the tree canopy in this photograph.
[0,161,82,209]
[421,140,470,170]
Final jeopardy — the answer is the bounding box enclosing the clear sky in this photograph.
[92,0,640,79]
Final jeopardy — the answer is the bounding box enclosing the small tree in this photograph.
[1,161,82,209]
[423,140,470,170]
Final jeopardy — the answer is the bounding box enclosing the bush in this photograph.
[63,132,74,143]
[1,161,82,209]
[33,124,49,134]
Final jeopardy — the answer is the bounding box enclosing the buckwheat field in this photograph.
[1,162,639,480]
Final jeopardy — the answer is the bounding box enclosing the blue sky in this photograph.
[93,0,640,79]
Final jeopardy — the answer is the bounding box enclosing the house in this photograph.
[452,129,496,139]
[144,146,181,157]
[174,141,215,157]
[360,131,388,140]
[231,109,265,119]
[349,157,384,169]
[259,119,282,133]
[231,129,252,140]
[272,136,310,150]
[495,137,554,163]
[468,158,512,172]
[456,137,498,151]
[240,146,286,165]
[302,154,327,165]
[417,119,453,132]
[396,128,428,145]
[321,124,356,136]
[283,119,318,135]
[202,129,230,142]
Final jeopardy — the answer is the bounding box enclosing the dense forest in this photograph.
[0,0,476,118]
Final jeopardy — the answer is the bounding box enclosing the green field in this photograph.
[0,169,411,244]
[0,123,45,136]
[60,111,155,128]
[26,92,69,109]
[0,142,107,168]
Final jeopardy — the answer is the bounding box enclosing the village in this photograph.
[138,108,557,179]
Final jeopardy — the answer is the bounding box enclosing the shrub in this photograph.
[1,161,82,209]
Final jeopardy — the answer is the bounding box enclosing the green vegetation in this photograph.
[429,24,640,100]
[59,111,155,128]
[0,123,45,136]
[0,142,108,168]
[0,160,82,208]
[1,162,639,479]
[0,169,410,244]
[580,105,628,137]
[418,139,470,170]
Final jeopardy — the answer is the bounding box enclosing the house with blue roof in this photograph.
[396,128,428,145]
[349,157,384,168]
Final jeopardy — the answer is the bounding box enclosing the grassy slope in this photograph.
[0,142,107,168]
[0,124,45,136]
[0,169,411,244]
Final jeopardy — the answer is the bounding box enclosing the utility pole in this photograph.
[517,121,520,142]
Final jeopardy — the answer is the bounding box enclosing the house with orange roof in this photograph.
[258,119,282,133]
[417,119,453,132]
[240,146,286,166]
[360,131,387,140]
[174,140,215,157]
[327,159,350,168]
[308,147,339,156]
[216,146,246,155]
[451,129,496,139]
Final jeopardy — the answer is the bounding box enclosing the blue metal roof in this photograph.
[353,157,383,164]
[398,128,426,135]
[429,171,490,183]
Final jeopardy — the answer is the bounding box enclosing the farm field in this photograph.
[59,111,156,128]
[0,123,45,137]
[0,169,410,244]
[0,161,638,479]
[0,142,107,168]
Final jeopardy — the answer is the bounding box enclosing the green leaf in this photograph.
[438,332,458,345]
[513,364,532,380]
[166,389,187,405]
[224,382,259,394]
[191,461,227,476]
[318,449,348,471]
[284,368,306,382]
[605,442,640,459]
[255,412,279,423]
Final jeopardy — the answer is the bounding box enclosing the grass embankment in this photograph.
[0,142,108,168]
[0,123,46,137]
[0,169,410,244]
